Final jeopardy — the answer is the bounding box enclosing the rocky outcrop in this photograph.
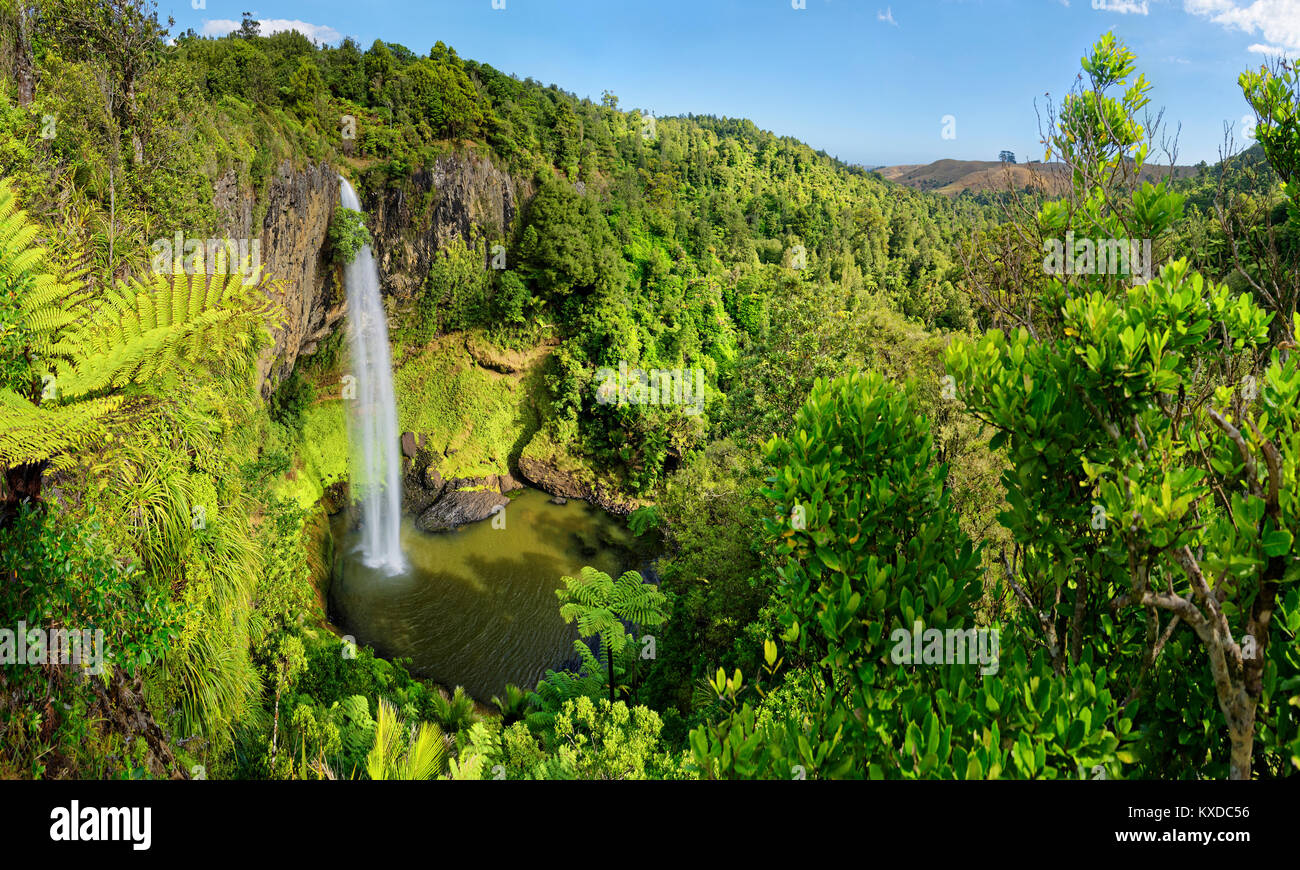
[207,151,524,395]
[213,160,341,394]
[401,438,516,532]
[465,333,520,373]
[416,489,509,532]
[322,480,351,515]
[516,453,638,517]
[362,152,522,300]
[402,457,446,518]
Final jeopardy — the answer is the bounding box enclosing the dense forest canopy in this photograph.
[0,0,1297,788]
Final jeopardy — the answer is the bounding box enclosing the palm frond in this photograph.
[367,698,448,780]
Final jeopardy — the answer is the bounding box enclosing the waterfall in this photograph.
[339,177,405,573]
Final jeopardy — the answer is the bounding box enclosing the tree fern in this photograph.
[0,181,85,391]
[555,567,667,703]
[0,178,279,502]
[525,641,607,731]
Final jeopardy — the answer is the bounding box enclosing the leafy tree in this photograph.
[638,439,768,722]
[517,176,626,304]
[1239,58,1300,344]
[32,0,171,165]
[949,35,1300,779]
[0,505,176,777]
[237,12,259,39]
[689,372,1130,778]
[459,697,679,780]
[286,55,326,122]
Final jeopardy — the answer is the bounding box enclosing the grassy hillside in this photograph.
[878,157,1202,196]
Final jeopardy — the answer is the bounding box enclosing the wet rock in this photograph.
[322,480,350,515]
[416,489,509,532]
[401,432,419,458]
[403,456,446,516]
[550,496,568,506]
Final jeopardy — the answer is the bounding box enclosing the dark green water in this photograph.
[329,488,656,701]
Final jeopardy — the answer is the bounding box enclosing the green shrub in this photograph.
[327,206,372,265]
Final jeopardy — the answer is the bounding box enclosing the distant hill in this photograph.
[875,158,1202,196]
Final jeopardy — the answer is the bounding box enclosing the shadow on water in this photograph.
[328,488,659,701]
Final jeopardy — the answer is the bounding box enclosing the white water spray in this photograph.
[339,177,405,573]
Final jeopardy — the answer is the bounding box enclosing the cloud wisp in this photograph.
[201,18,343,45]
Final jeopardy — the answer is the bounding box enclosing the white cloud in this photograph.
[878,6,898,25]
[1092,0,1150,13]
[1249,42,1290,53]
[201,18,343,45]
[1184,0,1300,53]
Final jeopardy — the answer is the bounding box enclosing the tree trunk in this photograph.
[607,634,615,705]
[108,169,116,278]
[15,4,35,107]
[269,680,282,772]
[1202,626,1257,780]
[1227,714,1255,781]
[2,461,48,524]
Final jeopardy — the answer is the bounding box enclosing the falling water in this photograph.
[339,177,405,573]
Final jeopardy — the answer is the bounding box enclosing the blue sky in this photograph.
[161,0,1300,167]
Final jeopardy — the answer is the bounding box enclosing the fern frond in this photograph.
[0,388,122,468]
[58,268,276,399]
[0,180,83,367]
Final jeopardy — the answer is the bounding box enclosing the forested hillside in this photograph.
[0,1,1297,785]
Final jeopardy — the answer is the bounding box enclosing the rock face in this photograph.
[402,455,445,517]
[416,489,509,533]
[212,160,341,394]
[363,152,522,300]
[322,480,351,515]
[516,454,638,517]
[209,151,523,397]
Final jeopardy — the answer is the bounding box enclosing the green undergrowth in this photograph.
[519,425,633,503]
[392,334,546,480]
[272,399,349,509]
